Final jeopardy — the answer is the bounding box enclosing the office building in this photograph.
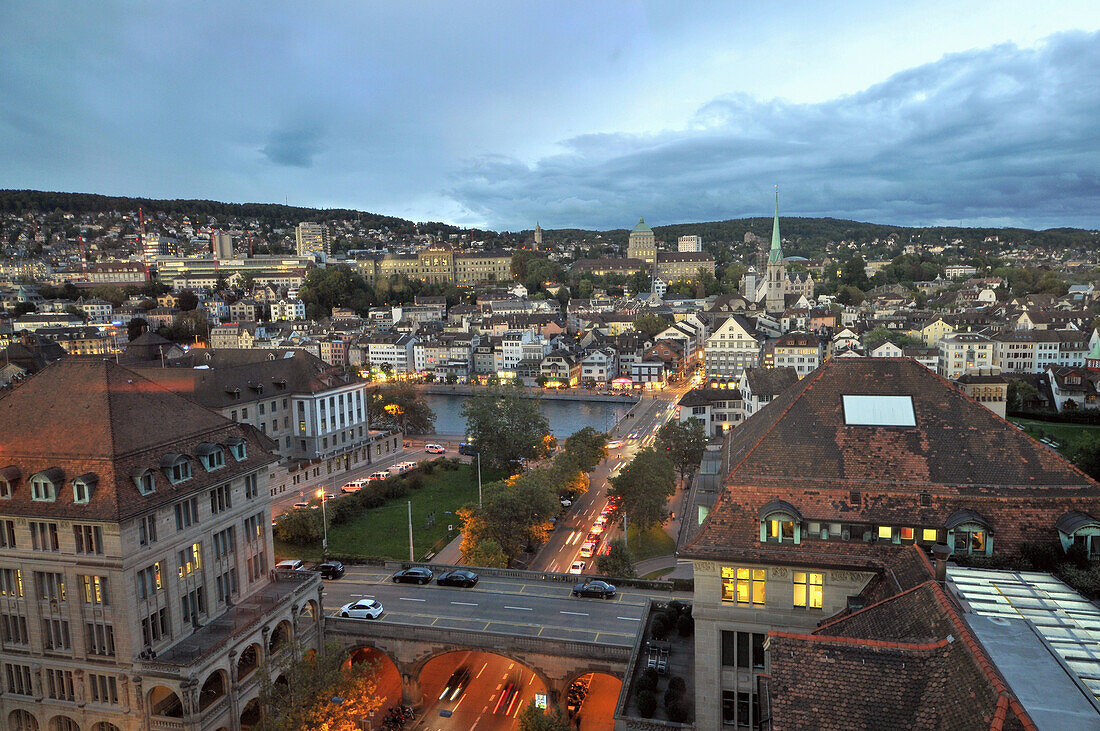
[295,222,329,261]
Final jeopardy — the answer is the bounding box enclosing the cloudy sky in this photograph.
[2,2,1099,231]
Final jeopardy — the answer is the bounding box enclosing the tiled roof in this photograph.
[767,580,1037,730]
[742,366,799,396]
[0,359,277,522]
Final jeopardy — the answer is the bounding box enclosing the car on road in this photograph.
[392,461,417,473]
[292,501,310,509]
[436,569,479,588]
[587,531,602,544]
[339,599,383,619]
[595,515,608,528]
[316,561,345,579]
[392,567,434,584]
[607,440,623,449]
[572,579,617,599]
[425,443,446,454]
[368,470,390,481]
[569,561,586,574]
[439,667,471,701]
[494,679,520,714]
[590,522,605,534]
[579,541,596,558]
[458,442,478,456]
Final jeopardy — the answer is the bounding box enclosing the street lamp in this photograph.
[316,488,328,556]
[476,451,482,509]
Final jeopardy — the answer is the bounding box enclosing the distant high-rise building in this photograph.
[627,217,657,265]
[143,233,178,262]
[295,222,330,261]
[534,222,543,249]
[212,231,233,260]
[678,235,702,253]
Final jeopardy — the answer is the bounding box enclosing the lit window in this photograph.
[954,528,987,556]
[722,566,766,605]
[793,572,823,609]
[767,519,796,543]
[900,527,914,541]
[877,526,893,540]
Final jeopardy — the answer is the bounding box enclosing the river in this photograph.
[421,392,631,438]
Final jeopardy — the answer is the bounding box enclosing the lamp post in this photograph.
[316,488,328,556]
[477,451,482,509]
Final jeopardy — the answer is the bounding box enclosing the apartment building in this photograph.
[681,358,1100,728]
[704,315,762,381]
[772,331,822,378]
[269,299,306,322]
[366,333,417,375]
[0,359,322,731]
[295,222,329,260]
[937,332,995,379]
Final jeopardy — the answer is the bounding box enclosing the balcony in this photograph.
[140,570,320,674]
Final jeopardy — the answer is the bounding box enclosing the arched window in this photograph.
[758,500,803,544]
[0,465,20,499]
[1056,511,1100,558]
[944,509,993,557]
[161,455,192,484]
[72,473,97,504]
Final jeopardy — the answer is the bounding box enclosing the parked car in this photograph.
[316,561,345,579]
[392,567,434,584]
[587,531,602,544]
[572,579,617,599]
[437,569,479,588]
[458,442,478,456]
[425,443,446,454]
[339,599,384,619]
[341,479,368,493]
[275,559,304,571]
[560,497,573,507]
[439,667,472,701]
[392,461,417,473]
[292,501,310,509]
[368,470,390,481]
[569,561,586,574]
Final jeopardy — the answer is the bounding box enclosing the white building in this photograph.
[937,332,995,379]
[704,315,762,381]
[269,299,306,322]
[678,235,703,253]
[367,333,417,374]
[581,348,619,383]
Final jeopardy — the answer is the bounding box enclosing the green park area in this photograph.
[625,523,677,562]
[275,462,491,562]
[1010,418,1100,453]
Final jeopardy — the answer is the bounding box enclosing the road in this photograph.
[323,565,647,646]
[419,651,546,730]
[529,380,692,574]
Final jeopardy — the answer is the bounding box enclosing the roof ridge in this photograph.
[814,577,939,634]
[769,629,952,653]
[103,359,119,457]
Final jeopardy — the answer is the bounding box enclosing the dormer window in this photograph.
[31,468,64,502]
[195,443,225,472]
[72,474,97,504]
[759,500,802,544]
[226,438,247,462]
[0,466,19,499]
[134,469,156,495]
[162,455,192,484]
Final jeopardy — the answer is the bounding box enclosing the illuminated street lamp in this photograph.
[316,488,328,555]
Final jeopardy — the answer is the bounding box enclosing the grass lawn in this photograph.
[1009,418,1100,452]
[641,567,675,580]
[625,524,677,562]
[275,463,487,562]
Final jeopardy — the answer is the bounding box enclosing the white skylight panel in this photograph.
[842,395,916,427]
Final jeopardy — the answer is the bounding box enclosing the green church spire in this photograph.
[768,185,783,264]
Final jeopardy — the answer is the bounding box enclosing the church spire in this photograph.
[768,185,783,263]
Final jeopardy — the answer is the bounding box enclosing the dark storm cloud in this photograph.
[449,31,1100,231]
[261,124,324,168]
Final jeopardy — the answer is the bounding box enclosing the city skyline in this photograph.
[2,2,1099,231]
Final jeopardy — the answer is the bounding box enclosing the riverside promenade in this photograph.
[413,382,640,404]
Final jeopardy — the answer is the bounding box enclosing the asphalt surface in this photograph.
[322,565,647,646]
[419,651,545,731]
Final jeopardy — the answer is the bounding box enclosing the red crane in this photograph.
[139,207,150,281]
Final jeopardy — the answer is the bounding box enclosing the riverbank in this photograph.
[414,383,639,403]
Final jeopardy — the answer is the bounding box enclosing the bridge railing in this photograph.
[326,615,633,661]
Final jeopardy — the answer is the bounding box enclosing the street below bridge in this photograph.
[322,566,648,646]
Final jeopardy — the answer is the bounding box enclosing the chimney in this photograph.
[931,543,952,584]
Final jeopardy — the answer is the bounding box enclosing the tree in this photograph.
[634,314,671,339]
[256,642,383,731]
[1007,379,1040,411]
[11,302,35,317]
[177,289,198,311]
[63,305,89,322]
[458,529,508,568]
[596,537,636,578]
[367,384,437,434]
[563,426,609,473]
[1069,433,1100,481]
[607,448,676,530]
[462,387,553,471]
[518,701,571,731]
[272,509,321,545]
[127,317,149,342]
[657,419,708,490]
[299,265,374,319]
[459,471,560,565]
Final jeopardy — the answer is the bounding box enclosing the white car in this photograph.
[569,561,586,574]
[275,559,303,571]
[425,444,445,454]
[339,599,384,619]
[579,542,595,558]
[607,440,623,449]
[391,461,417,473]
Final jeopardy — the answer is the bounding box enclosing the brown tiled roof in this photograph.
[0,359,277,522]
[767,580,1037,731]
[684,358,1100,561]
[741,366,799,396]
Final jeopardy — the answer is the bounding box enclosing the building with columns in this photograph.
[0,359,323,731]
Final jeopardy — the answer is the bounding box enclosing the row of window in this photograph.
[4,663,121,705]
[139,439,248,493]
[720,567,824,609]
[0,470,97,504]
[0,613,114,657]
[764,517,990,556]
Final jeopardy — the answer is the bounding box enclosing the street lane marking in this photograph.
[350,594,375,597]
[451,601,478,606]
[504,605,532,611]
[560,611,588,616]
[398,597,426,602]
[617,616,642,621]
[476,662,488,679]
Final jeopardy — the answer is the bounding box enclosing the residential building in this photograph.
[143,233,179,261]
[0,359,322,731]
[955,368,1010,418]
[366,333,417,375]
[540,350,580,386]
[580,348,618,384]
[295,222,329,260]
[677,235,702,253]
[270,299,306,322]
[681,357,1100,728]
[938,332,995,379]
[676,387,743,436]
[1047,365,1100,411]
[772,331,822,377]
[704,315,762,382]
[737,367,799,418]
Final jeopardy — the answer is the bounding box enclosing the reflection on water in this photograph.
[421,393,630,437]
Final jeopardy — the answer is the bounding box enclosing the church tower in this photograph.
[765,188,786,314]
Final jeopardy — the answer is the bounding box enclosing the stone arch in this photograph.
[413,648,552,713]
[10,710,39,731]
[148,684,184,718]
[268,620,292,655]
[240,697,262,731]
[299,598,318,619]
[91,724,122,731]
[237,641,262,680]
[48,717,80,731]
[561,669,625,726]
[199,668,229,711]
